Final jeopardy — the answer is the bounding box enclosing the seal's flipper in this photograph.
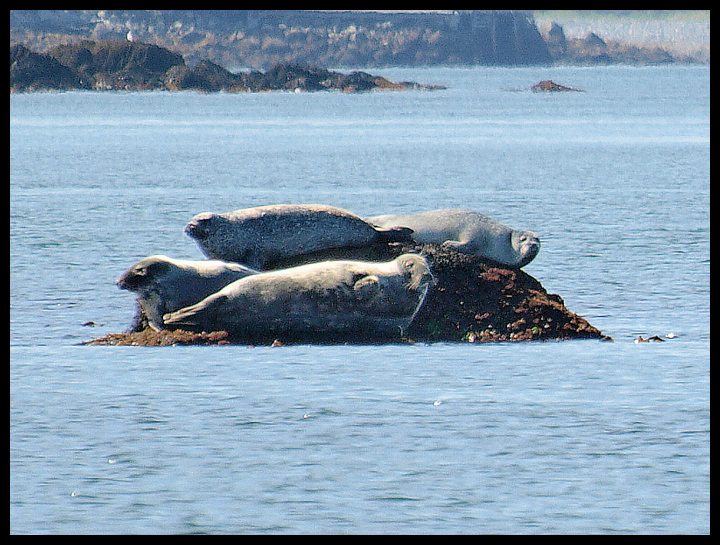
[353,275,381,301]
[163,306,200,329]
[375,226,414,243]
[441,240,471,252]
[164,294,228,331]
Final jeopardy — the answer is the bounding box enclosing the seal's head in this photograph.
[184,212,254,263]
[395,254,435,290]
[184,212,219,241]
[511,230,540,267]
[116,255,172,292]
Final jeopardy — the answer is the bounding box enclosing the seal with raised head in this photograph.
[368,209,540,268]
[184,204,414,270]
[162,254,434,339]
[116,255,259,331]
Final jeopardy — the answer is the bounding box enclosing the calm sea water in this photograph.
[10,66,709,534]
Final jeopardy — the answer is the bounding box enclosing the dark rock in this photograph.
[542,23,688,66]
[10,43,87,92]
[166,59,240,92]
[46,39,185,90]
[263,63,326,90]
[582,32,607,49]
[11,42,445,93]
[230,63,443,93]
[336,70,379,93]
[531,80,584,92]
[544,22,567,58]
[48,39,184,76]
[228,61,444,93]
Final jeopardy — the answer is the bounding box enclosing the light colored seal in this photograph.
[116,254,259,331]
[368,209,540,268]
[163,254,434,339]
[184,204,414,270]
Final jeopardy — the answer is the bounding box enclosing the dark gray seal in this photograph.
[116,254,259,331]
[369,209,540,268]
[162,254,434,339]
[184,204,413,270]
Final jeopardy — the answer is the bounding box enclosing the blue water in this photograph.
[10,66,709,534]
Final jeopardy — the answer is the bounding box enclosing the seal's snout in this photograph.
[184,221,203,240]
[116,271,139,291]
[422,270,437,288]
[519,233,540,255]
[185,214,213,241]
[523,242,540,264]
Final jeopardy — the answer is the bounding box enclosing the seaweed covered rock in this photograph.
[409,246,603,342]
[90,328,232,347]
[87,242,610,346]
[531,80,584,92]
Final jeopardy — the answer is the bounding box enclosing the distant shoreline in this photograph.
[10,10,708,69]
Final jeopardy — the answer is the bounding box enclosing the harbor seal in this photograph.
[368,209,540,268]
[184,204,414,270]
[116,255,259,331]
[162,254,434,339]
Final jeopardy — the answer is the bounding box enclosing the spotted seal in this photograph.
[162,254,434,339]
[369,209,540,267]
[184,204,414,270]
[116,255,259,331]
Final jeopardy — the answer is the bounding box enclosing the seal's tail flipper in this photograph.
[163,306,201,330]
[376,226,414,243]
[162,295,225,331]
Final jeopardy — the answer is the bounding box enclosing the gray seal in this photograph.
[116,254,259,331]
[162,254,434,339]
[184,204,413,270]
[369,209,540,268]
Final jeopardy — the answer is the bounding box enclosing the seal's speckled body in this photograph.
[185,204,413,270]
[163,254,434,338]
[369,209,540,268]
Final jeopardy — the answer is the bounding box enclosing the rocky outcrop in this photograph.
[164,60,240,92]
[530,80,584,92]
[540,23,681,65]
[10,43,87,92]
[10,41,445,93]
[11,40,184,91]
[46,39,184,90]
[87,242,611,346]
[543,22,568,59]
